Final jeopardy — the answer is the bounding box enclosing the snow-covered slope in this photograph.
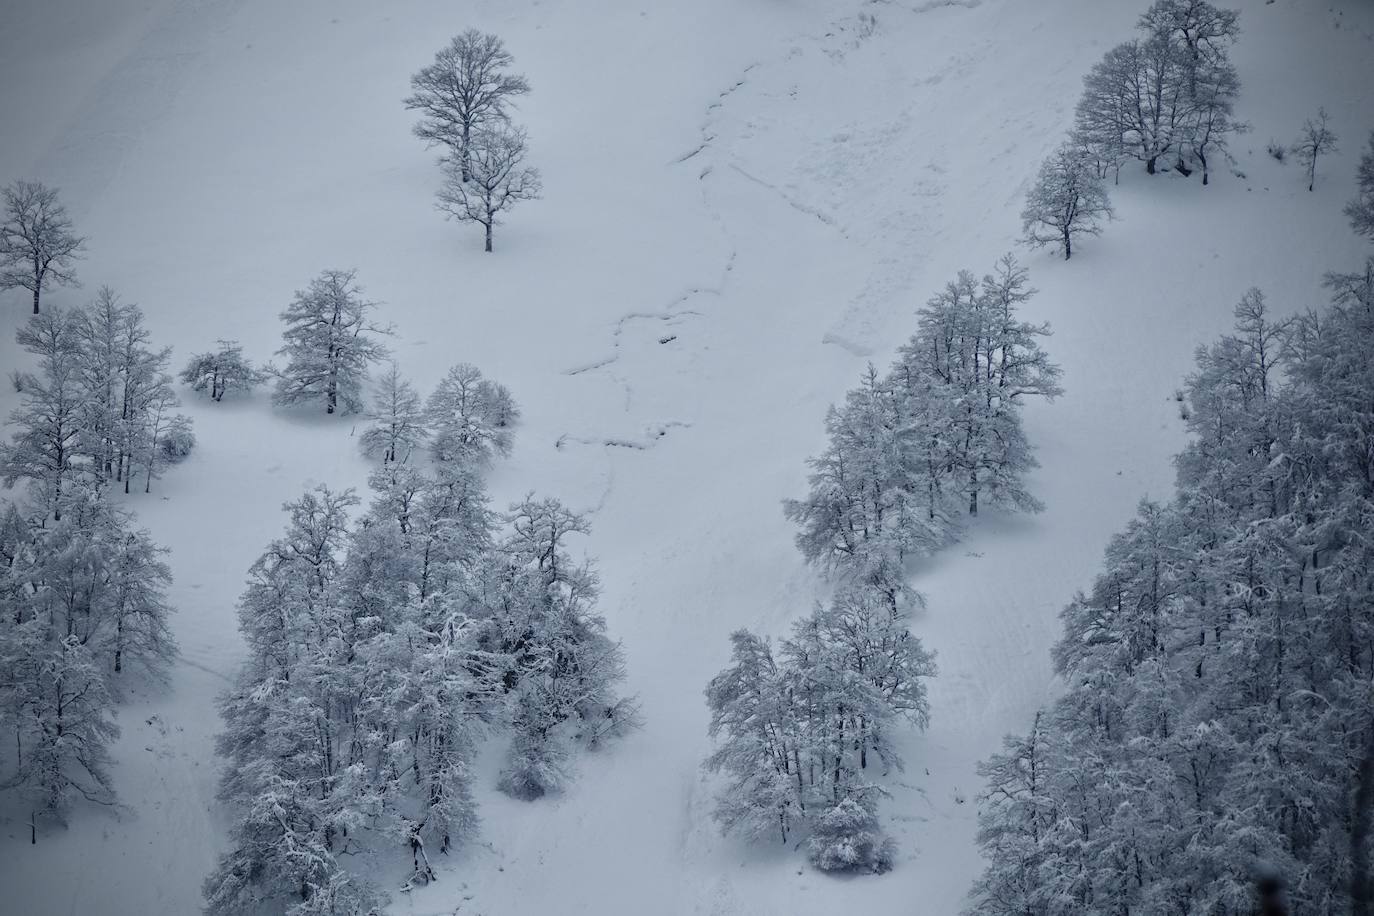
[1,0,1371,913]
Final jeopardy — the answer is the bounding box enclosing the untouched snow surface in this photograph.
[1,0,1372,913]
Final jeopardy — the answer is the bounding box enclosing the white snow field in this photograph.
[1,0,1372,912]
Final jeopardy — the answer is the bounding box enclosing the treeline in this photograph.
[968,256,1374,913]
[0,293,188,840]
[704,254,1060,872]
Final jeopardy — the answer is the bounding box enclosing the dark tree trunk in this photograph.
[32,287,40,314]
[1064,230,1072,261]
[1146,155,1158,175]
[1352,719,1374,916]
[484,221,493,253]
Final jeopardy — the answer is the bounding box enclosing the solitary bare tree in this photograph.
[405,30,531,182]
[436,127,542,253]
[1292,107,1338,192]
[0,180,85,314]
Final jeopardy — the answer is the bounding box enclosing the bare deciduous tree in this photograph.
[0,180,85,314]
[436,127,542,253]
[1292,107,1338,192]
[405,30,531,182]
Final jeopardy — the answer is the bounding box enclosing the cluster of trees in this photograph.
[206,386,635,914]
[0,294,185,839]
[0,486,175,841]
[2,290,195,510]
[361,361,517,467]
[0,288,189,841]
[967,256,1374,913]
[0,179,85,314]
[0,486,176,842]
[407,30,542,252]
[704,255,1059,872]
[705,590,935,873]
[785,255,1061,598]
[1023,0,1244,259]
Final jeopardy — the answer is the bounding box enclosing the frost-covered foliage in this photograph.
[807,795,896,874]
[1348,130,1374,240]
[180,340,266,401]
[0,179,85,314]
[969,262,1374,914]
[359,362,428,464]
[704,589,934,859]
[1,290,193,511]
[0,483,176,838]
[1072,0,1242,182]
[1022,144,1113,259]
[786,255,1060,593]
[426,363,519,466]
[1291,106,1338,192]
[207,418,634,910]
[272,269,391,415]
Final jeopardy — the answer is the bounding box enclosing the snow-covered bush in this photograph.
[180,340,265,401]
[807,796,896,874]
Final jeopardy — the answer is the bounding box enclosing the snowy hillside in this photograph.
[1,0,1371,913]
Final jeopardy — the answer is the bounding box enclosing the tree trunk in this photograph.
[461,122,472,183]
[484,221,493,253]
[1146,156,1158,175]
[32,287,40,315]
[1351,718,1374,916]
[1063,230,1072,261]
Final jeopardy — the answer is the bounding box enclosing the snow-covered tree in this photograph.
[180,340,266,401]
[0,179,85,314]
[273,269,391,415]
[135,380,193,493]
[492,496,637,798]
[436,126,542,253]
[426,363,518,466]
[1292,107,1338,192]
[0,633,118,834]
[359,363,428,464]
[1,308,83,518]
[406,29,531,182]
[704,589,933,866]
[1346,129,1374,240]
[705,630,805,842]
[806,794,896,874]
[1022,144,1113,260]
